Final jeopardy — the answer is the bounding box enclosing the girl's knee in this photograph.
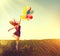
[16,37,19,41]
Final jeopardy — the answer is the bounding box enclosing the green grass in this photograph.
[0,39,60,56]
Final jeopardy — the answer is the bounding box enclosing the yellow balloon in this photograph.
[20,15,26,20]
[22,6,27,15]
[22,10,26,15]
[22,6,31,15]
[24,6,27,11]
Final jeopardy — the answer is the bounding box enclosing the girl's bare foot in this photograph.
[16,45,18,50]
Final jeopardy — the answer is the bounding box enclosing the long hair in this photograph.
[9,19,18,26]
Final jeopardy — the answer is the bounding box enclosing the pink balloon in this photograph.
[26,15,29,18]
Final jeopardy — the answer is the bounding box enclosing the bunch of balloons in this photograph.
[20,6,34,20]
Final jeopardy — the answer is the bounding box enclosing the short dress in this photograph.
[14,25,21,37]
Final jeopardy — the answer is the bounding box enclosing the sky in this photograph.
[0,0,60,40]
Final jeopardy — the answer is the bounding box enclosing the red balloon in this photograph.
[29,15,33,19]
[26,15,29,18]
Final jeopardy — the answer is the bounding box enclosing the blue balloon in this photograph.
[27,10,30,14]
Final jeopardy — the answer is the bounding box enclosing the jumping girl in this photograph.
[8,19,21,50]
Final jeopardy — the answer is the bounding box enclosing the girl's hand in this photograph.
[8,29,10,32]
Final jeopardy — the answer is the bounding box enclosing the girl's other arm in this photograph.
[8,27,15,32]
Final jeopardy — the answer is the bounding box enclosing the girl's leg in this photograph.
[16,36,19,50]
[13,35,19,50]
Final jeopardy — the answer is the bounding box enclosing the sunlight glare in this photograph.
[0,0,6,7]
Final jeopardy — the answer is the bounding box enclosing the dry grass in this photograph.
[0,39,60,56]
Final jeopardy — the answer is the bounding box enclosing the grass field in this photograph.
[0,39,60,56]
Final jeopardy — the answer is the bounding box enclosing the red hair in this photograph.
[9,20,18,26]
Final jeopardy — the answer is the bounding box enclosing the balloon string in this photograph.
[19,18,21,25]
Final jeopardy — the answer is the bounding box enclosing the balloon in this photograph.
[29,15,33,19]
[29,7,31,10]
[26,15,29,18]
[21,6,34,21]
[22,10,26,15]
[22,6,28,15]
[30,10,34,14]
[20,15,26,20]
[27,10,30,14]
[24,6,27,11]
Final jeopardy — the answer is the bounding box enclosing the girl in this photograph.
[8,19,21,50]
